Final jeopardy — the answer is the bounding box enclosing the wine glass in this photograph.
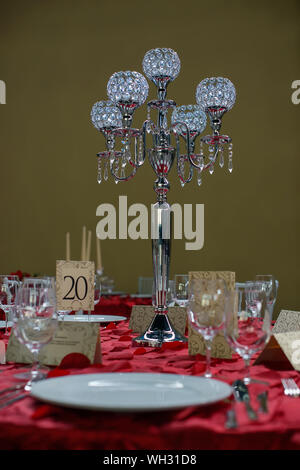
[86,274,102,321]
[167,280,175,307]
[0,275,20,335]
[175,274,189,307]
[12,285,58,390]
[224,283,271,385]
[255,275,278,320]
[187,279,227,378]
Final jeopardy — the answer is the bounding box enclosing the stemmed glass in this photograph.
[224,282,272,385]
[255,275,278,320]
[87,274,102,320]
[187,279,227,378]
[12,285,58,390]
[167,280,175,307]
[175,274,189,307]
[0,275,20,335]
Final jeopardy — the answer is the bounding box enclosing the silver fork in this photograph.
[281,378,300,397]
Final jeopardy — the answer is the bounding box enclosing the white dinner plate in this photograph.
[0,321,13,328]
[30,372,232,412]
[58,315,126,323]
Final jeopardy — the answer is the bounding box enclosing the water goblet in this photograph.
[0,275,20,335]
[224,283,271,385]
[12,285,58,390]
[187,279,227,378]
[255,275,278,320]
[175,274,189,307]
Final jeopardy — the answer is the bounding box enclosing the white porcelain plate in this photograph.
[30,372,232,412]
[58,315,126,323]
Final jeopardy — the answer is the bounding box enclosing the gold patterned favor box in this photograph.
[129,305,187,336]
[255,310,300,370]
[188,271,236,359]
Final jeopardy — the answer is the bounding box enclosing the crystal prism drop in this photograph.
[121,168,125,178]
[199,155,204,171]
[219,151,224,168]
[197,170,202,186]
[228,158,233,173]
[104,160,108,181]
[209,163,214,175]
[181,180,185,187]
[97,159,102,184]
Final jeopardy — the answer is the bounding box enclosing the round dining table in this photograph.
[0,295,299,451]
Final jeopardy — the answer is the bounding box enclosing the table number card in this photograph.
[188,271,236,359]
[255,310,300,370]
[56,260,95,312]
[6,321,102,366]
[130,306,187,336]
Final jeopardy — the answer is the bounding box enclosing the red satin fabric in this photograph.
[0,297,299,450]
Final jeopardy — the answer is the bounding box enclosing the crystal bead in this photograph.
[142,48,180,83]
[171,105,206,134]
[91,100,122,130]
[107,71,149,107]
[196,77,236,111]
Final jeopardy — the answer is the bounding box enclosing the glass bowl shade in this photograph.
[90,100,122,130]
[107,71,149,107]
[196,77,236,111]
[142,48,180,83]
[171,105,207,134]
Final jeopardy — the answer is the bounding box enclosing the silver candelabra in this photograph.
[91,48,236,347]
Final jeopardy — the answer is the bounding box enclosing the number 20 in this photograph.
[63,276,88,301]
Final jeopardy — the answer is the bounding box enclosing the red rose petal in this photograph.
[59,353,91,369]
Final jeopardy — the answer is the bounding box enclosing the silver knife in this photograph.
[232,380,258,420]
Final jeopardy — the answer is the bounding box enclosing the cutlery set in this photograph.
[226,377,299,429]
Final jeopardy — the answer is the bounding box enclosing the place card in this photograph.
[56,260,95,312]
[129,305,187,336]
[255,310,300,370]
[188,271,236,359]
[6,321,102,366]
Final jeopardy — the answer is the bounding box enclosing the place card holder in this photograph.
[255,310,300,370]
[188,271,236,359]
[129,305,187,336]
[6,321,102,366]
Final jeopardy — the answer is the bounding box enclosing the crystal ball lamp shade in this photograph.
[142,48,181,83]
[171,105,207,134]
[107,71,149,108]
[196,77,236,111]
[90,100,122,130]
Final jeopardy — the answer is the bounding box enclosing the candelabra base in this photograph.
[132,313,187,348]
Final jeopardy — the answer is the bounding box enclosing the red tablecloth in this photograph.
[0,297,299,450]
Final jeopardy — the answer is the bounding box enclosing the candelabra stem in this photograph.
[133,177,187,347]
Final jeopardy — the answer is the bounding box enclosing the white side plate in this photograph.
[58,315,126,323]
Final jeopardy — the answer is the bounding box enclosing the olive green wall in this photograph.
[0,0,299,317]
